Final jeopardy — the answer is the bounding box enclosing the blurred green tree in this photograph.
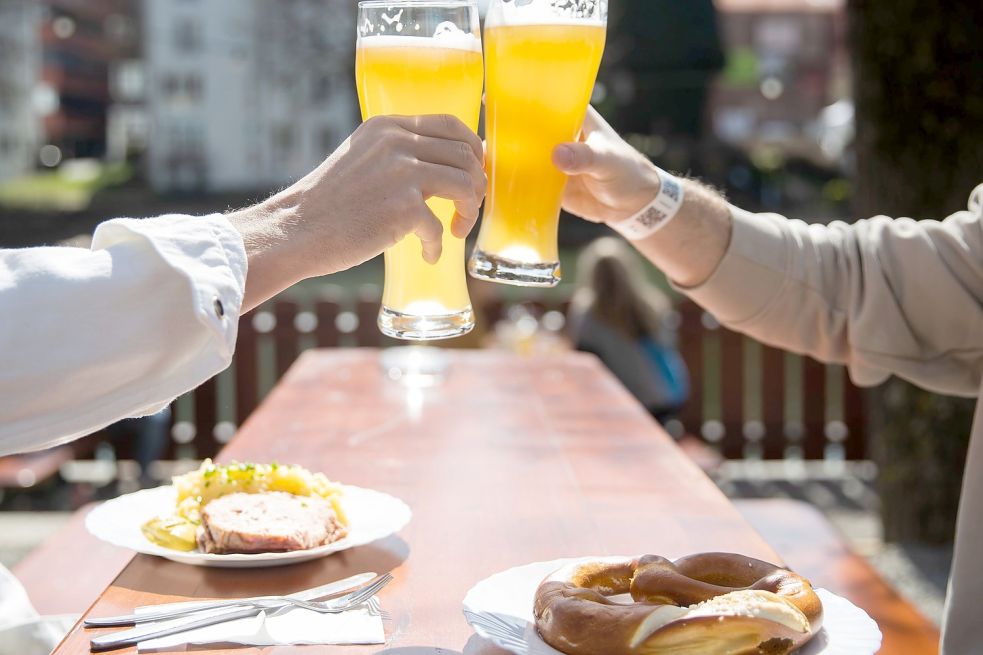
[848,0,983,542]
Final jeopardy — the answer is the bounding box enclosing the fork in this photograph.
[265,573,393,614]
[85,572,377,627]
[90,573,393,651]
[463,609,529,653]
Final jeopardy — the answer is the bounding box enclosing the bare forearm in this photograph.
[629,178,733,288]
[222,114,486,314]
[225,200,306,314]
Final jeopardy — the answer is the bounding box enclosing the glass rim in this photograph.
[358,0,477,7]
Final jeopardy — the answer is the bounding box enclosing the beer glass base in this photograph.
[378,306,475,341]
[468,250,561,287]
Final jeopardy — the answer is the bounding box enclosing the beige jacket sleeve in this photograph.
[681,184,983,397]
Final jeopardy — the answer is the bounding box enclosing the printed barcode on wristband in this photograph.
[611,169,685,241]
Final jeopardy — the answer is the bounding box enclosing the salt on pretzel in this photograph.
[534,553,823,655]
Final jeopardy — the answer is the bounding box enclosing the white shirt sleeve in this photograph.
[0,213,248,456]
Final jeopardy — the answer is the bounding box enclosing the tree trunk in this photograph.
[848,0,983,543]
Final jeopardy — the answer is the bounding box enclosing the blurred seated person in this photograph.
[568,237,689,425]
[103,406,171,486]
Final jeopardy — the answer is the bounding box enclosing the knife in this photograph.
[85,571,375,628]
[89,571,379,651]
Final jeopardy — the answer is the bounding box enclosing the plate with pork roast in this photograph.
[85,460,412,568]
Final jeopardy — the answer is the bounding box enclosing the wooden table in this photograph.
[57,349,777,654]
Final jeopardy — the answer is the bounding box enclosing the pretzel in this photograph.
[534,553,823,655]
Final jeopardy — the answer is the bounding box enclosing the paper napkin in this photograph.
[136,601,385,651]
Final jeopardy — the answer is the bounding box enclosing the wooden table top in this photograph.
[58,349,777,654]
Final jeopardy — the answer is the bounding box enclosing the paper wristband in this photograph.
[609,169,685,241]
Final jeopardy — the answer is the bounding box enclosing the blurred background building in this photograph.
[0,0,359,192]
[710,0,850,167]
[105,0,146,166]
[143,0,358,192]
[40,0,118,164]
[0,0,41,181]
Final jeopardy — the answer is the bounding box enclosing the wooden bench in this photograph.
[736,498,941,655]
[13,503,133,616]
[0,433,101,491]
[0,446,77,490]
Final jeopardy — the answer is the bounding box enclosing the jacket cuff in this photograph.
[673,206,791,326]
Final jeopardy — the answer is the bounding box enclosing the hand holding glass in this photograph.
[470,0,607,287]
[356,0,483,340]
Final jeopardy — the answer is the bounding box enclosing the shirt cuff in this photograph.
[91,214,247,359]
[673,206,791,326]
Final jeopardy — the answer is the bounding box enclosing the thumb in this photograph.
[552,142,598,175]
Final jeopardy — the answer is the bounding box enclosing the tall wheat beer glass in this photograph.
[356,1,483,340]
[469,0,607,287]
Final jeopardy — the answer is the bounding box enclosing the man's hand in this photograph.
[552,106,733,288]
[228,114,486,311]
[552,107,663,225]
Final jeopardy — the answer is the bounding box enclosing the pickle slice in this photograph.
[141,516,198,551]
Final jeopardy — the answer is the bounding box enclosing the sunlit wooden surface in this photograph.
[58,349,777,655]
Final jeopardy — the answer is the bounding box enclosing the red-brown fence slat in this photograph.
[760,345,786,459]
[719,328,745,459]
[315,299,342,348]
[356,290,382,348]
[677,301,705,439]
[843,375,866,460]
[802,356,827,459]
[235,314,259,426]
[274,302,300,378]
[193,377,219,459]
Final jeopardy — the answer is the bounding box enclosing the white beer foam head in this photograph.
[359,33,481,53]
[359,21,481,52]
[486,0,606,27]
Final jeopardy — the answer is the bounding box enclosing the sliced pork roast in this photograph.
[197,491,347,554]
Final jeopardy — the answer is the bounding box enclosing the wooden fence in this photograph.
[676,302,866,461]
[160,294,867,462]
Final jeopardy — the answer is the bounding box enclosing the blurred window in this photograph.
[755,17,801,56]
[174,17,201,52]
[168,122,204,152]
[320,127,338,153]
[274,125,295,161]
[104,13,135,45]
[186,74,202,102]
[60,94,105,116]
[312,73,333,103]
[160,73,203,105]
[161,74,179,98]
[43,50,102,77]
[112,60,145,101]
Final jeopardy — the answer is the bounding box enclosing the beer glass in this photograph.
[356,1,483,340]
[469,0,607,287]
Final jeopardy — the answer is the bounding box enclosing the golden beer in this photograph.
[355,24,483,339]
[470,11,606,287]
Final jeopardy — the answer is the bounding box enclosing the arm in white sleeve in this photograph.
[0,213,247,456]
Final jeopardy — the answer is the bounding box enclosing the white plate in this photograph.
[86,485,412,568]
[463,558,883,655]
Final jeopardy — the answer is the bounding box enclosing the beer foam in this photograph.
[359,32,482,53]
[485,0,605,28]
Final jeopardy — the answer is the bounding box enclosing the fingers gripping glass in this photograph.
[356,0,483,340]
